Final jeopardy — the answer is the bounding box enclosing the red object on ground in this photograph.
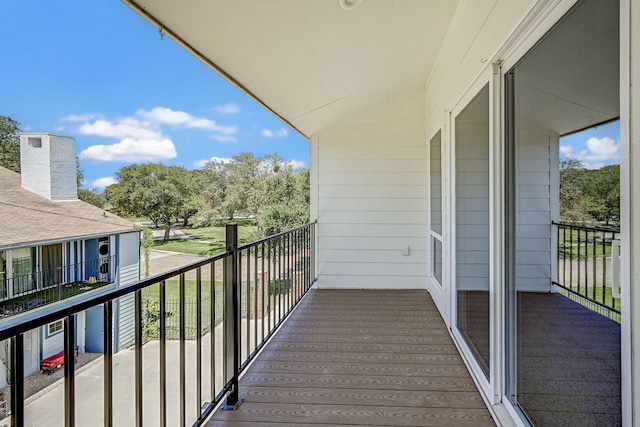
[40,347,78,375]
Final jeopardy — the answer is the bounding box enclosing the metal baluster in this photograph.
[134,290,143,427]
[64,314,75,427]
[179,273,186,426]
[196,268,203,422]
[11,333,24,427]
[159,280,167,427]
[104,301,113,427]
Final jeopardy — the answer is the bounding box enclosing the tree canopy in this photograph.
[0,115,21,172]
[107,163,203,241]
[201,153,309,236]
[559,158,620,226]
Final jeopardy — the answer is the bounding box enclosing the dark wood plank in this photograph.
[205,289,495,426]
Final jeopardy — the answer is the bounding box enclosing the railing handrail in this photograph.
[0,221,317,426]
[0,221,316,349]
[552,220,620,234]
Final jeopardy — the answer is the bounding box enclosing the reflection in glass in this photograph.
[455,85,490,377]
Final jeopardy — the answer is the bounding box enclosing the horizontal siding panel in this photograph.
[456,278,490,291]
[515,238,550,251]
[515,278,552,292]
[516,251,550,265]
[319,185,426,199]
[119,264,139,287]
[319,132,426,147]
[516,225,551,238]
[455,198,490,211]
[317,275,427,289]
[319,237,428,251]
[320,146,426,160]
[319,159,426,173]
[517,172,550,185]
[455,250,489,263]
[319,249,427,264]
[516,211,551,225]
[453,238,489,251]
[457,185,490,198]
[319,210,426,225]
[517,145,550,159]
[456,211,490,225]
[319,198,426,212]
[321,224,427,238]
[322,121,425,136]
[456,224,489,238]
[517,264,551,278]
[518,158,551,172]
[454,146,489,159]
[320,172,425,186]
[456,159,489,172]
[518,198,550,211]
[516,185,550,198]
[320,262,427,277]
[456,264,490,278]
[456,172,489,185]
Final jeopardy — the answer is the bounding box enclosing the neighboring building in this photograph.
[0,133,140,387]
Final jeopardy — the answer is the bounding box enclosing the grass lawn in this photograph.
[151,239,225,255]
[150,223,257,255]
[182,224,257,243]
[558,242,615,259]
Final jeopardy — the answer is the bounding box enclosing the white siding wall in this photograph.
[116,232,140,350]
[455,87,490,291]
[515,120,557,291]
[312,90,427,289]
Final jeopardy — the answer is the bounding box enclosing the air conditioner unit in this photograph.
[98,238,109,257]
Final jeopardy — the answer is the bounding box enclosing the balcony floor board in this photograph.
[206,289,494,426]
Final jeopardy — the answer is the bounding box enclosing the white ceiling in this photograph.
[123,0,459,137]
[514,0,619,135]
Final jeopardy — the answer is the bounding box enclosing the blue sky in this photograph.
[0,1,309,191]
[1,2,619,192]
[559,120,620,169]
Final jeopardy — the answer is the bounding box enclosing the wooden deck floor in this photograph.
[206,289,494,426]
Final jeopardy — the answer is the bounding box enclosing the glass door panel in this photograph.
[455,84,490,378]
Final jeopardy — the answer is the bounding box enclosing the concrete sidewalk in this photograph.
[12,327,226,426]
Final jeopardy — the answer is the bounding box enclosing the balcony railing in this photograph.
[0,221,316,426]
[0,256,116,318]
[553,221,621,321]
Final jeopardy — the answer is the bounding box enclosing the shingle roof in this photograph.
[0,167,136,250]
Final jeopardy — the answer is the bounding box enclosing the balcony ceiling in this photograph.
[123,0,459,137]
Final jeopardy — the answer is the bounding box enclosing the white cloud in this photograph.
[77,118,161,140]
[63,113,103,123]
[287,159,306,169]
[193,156,232,168]
[215,103,240,114]
[261,128,288,138]
[210,135,238,143]
[561,136,620,168]
[559,145,574,157]
[91,176,117,189]
[79,138,177,162]
[136,107,238,134]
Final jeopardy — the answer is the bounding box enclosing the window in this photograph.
[27,137,42,148]
[47,320,63,337]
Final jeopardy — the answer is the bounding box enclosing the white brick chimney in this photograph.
[20,133,78,201]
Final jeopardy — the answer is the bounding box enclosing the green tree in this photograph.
[0,116,21,172]
[559,158,590,223]
[108,163,201,242]
[582,164,620,225]
[78,188,106,208]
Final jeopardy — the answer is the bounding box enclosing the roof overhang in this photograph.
[122,0,459,138]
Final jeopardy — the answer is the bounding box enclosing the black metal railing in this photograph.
[0,221,316,426]
[553,221,621,321]
[0,256,116,317]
